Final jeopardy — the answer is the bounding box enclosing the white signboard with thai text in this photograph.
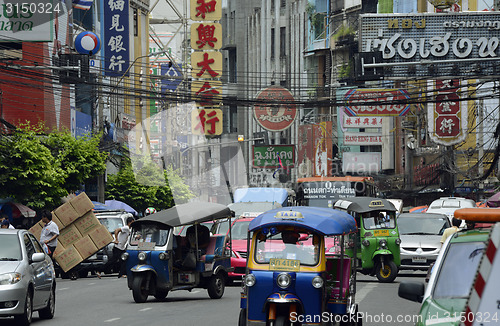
[0,0,54,41]
[344,132,383,145]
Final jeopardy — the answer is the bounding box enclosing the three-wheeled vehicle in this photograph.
[122,202,234,303]
[239,206,361,326]
[334,197,401,283]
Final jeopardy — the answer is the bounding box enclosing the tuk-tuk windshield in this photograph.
[130,223,170,247]
[363,212,396,230]
[254,228,320,266]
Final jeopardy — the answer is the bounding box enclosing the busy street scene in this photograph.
[1,0,500,325]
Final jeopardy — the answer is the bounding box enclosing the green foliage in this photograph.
[338,60,353,79]
[0,123,106,210]
[306,2,326,39]
[332,24,355,41]
[105,156,194,215]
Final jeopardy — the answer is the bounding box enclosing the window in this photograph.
[280,27,286,57]
[29,234,44,253]
[0,234,22,261]
[24,234,35,259]
[133,8,138,37]
[271,28,275,60]
[280,0,286,8]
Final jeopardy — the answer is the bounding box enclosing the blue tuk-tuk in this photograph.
[122,202,234,303]
[239,206,361,326]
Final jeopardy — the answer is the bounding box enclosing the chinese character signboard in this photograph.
[254,86,297,131]
[253,145,295,169]
[190,51,222,79]
[190,23,222,50]
[190,0,221,21]
[343,116,384,128]
[191,108,223,135]
[191,80,222,106]
[103,0,129,77]
[343,89,410,116]
[427,79,467,145]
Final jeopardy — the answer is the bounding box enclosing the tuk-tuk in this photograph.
[122,202,234,303]
[239,206,360,326]
[334,197,401,283]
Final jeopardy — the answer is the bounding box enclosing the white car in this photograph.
[426,197,476,227]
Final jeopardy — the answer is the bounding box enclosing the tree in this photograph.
[0,123,107,210]
[105,156,193,214]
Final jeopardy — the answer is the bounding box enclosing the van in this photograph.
[425,197,475,227]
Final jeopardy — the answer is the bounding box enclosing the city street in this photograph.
[0,271,423,326]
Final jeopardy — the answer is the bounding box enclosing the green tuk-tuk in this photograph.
[334,197,401,282]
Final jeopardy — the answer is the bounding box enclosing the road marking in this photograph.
[104,318,121,322]
[88,282,96,285]
[355,283,376,303]
[58,287,68,291]
[139,308,152,312]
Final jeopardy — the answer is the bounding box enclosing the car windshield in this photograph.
[0,234,22,261]
[231,220,251,240]
[98,217,124,233]
[433,241,485,298]
[254,228,320,266]
[398,217,449,235]
[130,224,170,247]
[363,212,396,230]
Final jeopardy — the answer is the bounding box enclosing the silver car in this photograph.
[0,229,56,325]
[397,212,451,270]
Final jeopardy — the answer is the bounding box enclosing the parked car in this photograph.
[397,212,450,270]
[0,229,56,325]
[426,197,476,227]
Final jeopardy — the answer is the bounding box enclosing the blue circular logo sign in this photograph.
[75,31,101,55]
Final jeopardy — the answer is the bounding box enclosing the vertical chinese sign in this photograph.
[190,0,223,136]
[103,0,130,77]
[427,80,467,146]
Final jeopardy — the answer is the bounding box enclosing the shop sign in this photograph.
[190,0,221,21]
[191,108,222,135]
[103,0,129,77]
[343,132,383,145]
[0,0,54,41]
[343,116,384,128]
[254,86,297,131]
[344,89,410,116]
[253,145,295,169]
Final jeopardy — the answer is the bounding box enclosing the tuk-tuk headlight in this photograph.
[244,274,256,287]
[379,239,387,248]
[277,273,291,289]
[312,276,323,289]
[362,240,370,247]
[159,252,169,260]
[138,251,147,261]
[395,238,401,245]
[121,252,129,261]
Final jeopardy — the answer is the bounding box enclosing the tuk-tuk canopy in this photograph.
[132,202,233,228]
[248,206,357,236]
[334,197,397,214]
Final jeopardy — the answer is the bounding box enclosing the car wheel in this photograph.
[207,273,225,299]
[132,274,149,303]
[375,260,398,283]
[154,290,169,301]
[39,286,56,319]
[14,290,33,326]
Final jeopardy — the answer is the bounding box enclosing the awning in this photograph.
[0,202,36,218]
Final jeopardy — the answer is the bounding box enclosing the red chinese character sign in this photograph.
[190,0,221,21]
[190,23,222,50]
[191,80,222,106]
[427,79,467,145]
[343,89,411,116]
[191,51,222,79]
[254,86,297,132]
[191,108,223,135]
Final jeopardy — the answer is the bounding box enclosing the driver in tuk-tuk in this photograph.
[281,229,318,265]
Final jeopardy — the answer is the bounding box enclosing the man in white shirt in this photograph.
[39,210,59,259]
[97,216,134,279]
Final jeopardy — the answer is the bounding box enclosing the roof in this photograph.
[248,206,357,236]
[454,208,500,223]
[233,187,291,205]
[334,197,397,213]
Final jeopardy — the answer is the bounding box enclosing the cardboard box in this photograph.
[53,201,80,227]
[74,235,98,260]
[88,225,114,250]
[53,242,66,258]
[55,245,83,272]
[29,221,43,241]
[58,224,83,248]
[70,192,94,216]
[50,212,64,231]
[74,211,100,236]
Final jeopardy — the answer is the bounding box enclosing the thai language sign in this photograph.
[103,0,129,77]
[344,89,410,116]
[299,181,356,200]
[0,0,55,41]
[252,145,295,169]
[360,12,500,77]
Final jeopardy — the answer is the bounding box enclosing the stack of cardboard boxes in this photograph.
[30,193,114,272]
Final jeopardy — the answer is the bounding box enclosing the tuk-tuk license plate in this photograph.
[269,258,300,271]
[412,256,426,263]
[373,229,390,237]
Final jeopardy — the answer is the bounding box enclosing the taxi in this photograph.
[398,208,499,325]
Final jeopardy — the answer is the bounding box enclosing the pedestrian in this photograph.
[97,216,134,279]
[440,217,461,246]
[0,214,15,229]
[39,210,59,259]
[1,219,10,228]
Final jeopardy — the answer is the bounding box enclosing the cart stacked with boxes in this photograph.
[30,193,114,273]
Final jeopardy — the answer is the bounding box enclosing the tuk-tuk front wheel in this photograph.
[238,308,246,326]
[274,315,289,326]
[132,274,149,303]
[207,273,225,299]
[154,290,169,301]
[375,260,397,283]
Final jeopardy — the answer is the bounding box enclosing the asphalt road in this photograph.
[0,271,424,326]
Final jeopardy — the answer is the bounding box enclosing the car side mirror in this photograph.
[398,281,425,303]
[31,253,46,263]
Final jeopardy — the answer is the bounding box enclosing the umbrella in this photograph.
[0,202,36,218]
[486,192,500,207]
[409,205,428,213]
[105,199,138,215]
[92,201,110,210]
[135,202,232,227]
